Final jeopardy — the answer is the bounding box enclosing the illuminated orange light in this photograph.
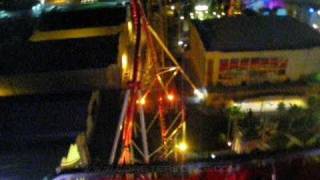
[167,94,174,101]
[137,97,146,105]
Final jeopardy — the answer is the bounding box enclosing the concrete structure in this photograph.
[185,16,320,87]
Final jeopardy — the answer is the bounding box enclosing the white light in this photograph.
[212,12,217,15]
[194,89,204,100]
[309,8,315,13]
[227,141,232,147]
[40,0,45,4]
[81,0,96,4]
[313,23,319,29]
[317,10,320,16]
[170,5,175,10]
[217,14,221,19]
[195,4,208,11]
[180,16,185,20]
[178,40,184,46]
[222,12,226,16]
[210,153,216,159]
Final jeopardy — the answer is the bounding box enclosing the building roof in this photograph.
[0,6,126,95]
[192,16,320,52]
[0,6,126,75]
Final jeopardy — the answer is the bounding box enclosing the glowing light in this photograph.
[212,12,217,15]
[194,89,205,100]
[122,53,128,70]
[222,12,226,16]
[178,40,184,46]
[176,142,188,152]
[81,0,96,4]
[137,97,146,105]
[180,16,185,20]
[210,153,216,159]
[128,21,133,33]
[313,24,319,29]
[317,10,320,16]
[217,14,221,19]
[309,8,315,13]
[276,8,287,16]
[170,5,175,10]
[167,94,174,101]
[195,4,208,11]
[227,141,232,147]
[0,11,11,19]
[190,12,195,19]
[48,0,70,5]
[232,96,307,112]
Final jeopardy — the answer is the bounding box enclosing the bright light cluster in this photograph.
[137,97,146,105]
[232,96,307,112]
[176,142,188,152]
[81,0,97,4]
[194,88,208,101]
[195,4,208,11]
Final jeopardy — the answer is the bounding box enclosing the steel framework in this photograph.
[109,0,201,165]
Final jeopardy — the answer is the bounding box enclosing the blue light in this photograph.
[0,10,12,19]
[309,8,315,13]
[276,8,287,16]
[262,11,270,16]
[32,4,44,17]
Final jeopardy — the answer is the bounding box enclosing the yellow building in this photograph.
[185,16,320,87]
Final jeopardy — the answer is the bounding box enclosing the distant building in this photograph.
[0,4,129,96]
[186,16,320,87]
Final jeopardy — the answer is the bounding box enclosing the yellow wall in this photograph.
[205,48,320,86]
